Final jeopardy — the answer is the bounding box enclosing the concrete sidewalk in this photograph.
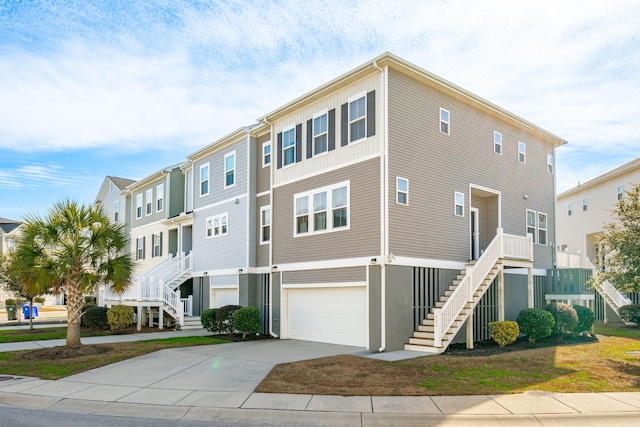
[1,338,639,425]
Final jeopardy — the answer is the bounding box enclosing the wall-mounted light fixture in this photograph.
[523,194,529,200]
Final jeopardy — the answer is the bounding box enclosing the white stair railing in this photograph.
[432,229,533,347]
[139,252,192,292]
[585,259,632,309]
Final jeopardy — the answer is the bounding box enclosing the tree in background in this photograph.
[595,183,640,293]
[12,200,133,346]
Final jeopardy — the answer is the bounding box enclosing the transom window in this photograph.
[518,142,526,163]
[156,184,164,212]
[547,153,553,174]
[397,177,408,205]
[114,200,120,222]
[136,193,143,219]
[225,151,235,188]
[617,185,624,200]
[260,206,271,243]
[349,96,366,142]
[206,213,228,238]
[262,141,271,167]
[282,127,296,166]
[440,108,450,135]
[200,163,209,196]
[494,131,502,154]
[313,112,328,155]
[294,181,350,236]
[454,192,464,216]
[145,189,153,215]
[152,232,162,258]
[582,198,588,211]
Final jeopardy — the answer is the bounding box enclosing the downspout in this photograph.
[373,60,387,352]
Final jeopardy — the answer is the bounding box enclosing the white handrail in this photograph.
[586,259,632,309]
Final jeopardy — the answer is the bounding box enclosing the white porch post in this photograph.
[466,313,474,349]
[498,268,505,321]
[137,303,142,331]
[527,267,534,308]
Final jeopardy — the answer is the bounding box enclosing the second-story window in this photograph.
[156,183,164,212]
[260,206,271,243]
[582,198,588,211]
[145,189,153,215]
[294,182,349,236]
[454,192,464,216]
[397,177,409,205]
[518,142,526,163]
[136,193,143,219]
[152,232,162,258]
[114,200,119,222]
[349,96,366,142]
[526,210,537,243]
[200,163,209,196]
[225,151,235,188]
[283,127,296,166]
[262,141,271,167]
[547,153,553,174]
[136,236,145,260]
[568,203,572,216]
[313,112,328,155]
[206,213,228,238]
[494,131,502,154]
[538,212,547,245]
[617,185,624,200]
[440,108,450,135]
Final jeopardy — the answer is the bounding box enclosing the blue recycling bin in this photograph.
[22,303,38,319]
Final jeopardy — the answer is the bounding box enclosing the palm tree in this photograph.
[13,200,133,347]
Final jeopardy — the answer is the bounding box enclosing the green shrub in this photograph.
[233,306,261,339]
[572,305,595,334]
[84,296,97,304]
[107,305,135,331]
[81,307,110,329]
[216,305,242,333]
[516,308,554,342]
[488,321,519,347]
[34,297,45,305]
[201,308,217,332]
[545,302,578,335]
[618,304,640,324]
[81,303,97,313]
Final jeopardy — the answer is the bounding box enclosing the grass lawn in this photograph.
[0,327,110,343]
[256,325,640,396]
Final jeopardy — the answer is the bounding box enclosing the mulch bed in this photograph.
[444,333,599,357]
[22,345,111,360]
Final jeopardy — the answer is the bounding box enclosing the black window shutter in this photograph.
[159,232,163,257]
[306,119,313,159]
[295,123,302,163]
[143,236,146,260]
[366,90,376,137]
[136,239,140,260]
[276,132,283,169]
[328,108,335,151]
[341,103,348,146]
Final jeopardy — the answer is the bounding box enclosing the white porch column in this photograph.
[137,303,142,331]
[498,268,505,321]
[527,267,534,308]
[466,313,474,349]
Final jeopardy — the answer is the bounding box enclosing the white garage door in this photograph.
[211,288,238,308]
[286,286,367,347]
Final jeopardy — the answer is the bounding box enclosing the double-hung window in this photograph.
[260,206,271,243]
[224,151,235,188]
[440,108,450,135]
[262,141,271,167]
[617,185,624,200]
[136,193,143,219]
[282,127,296,166]
[397,177,408,205]
[547,153,553,174]
[538,213,547,245]
[567,203,572,216]
[152,232,162,258]
[582,198,588,211]
[494,131,502,154]
[114,200,120,222]
[145,189,153,215]
[206,213,228,238]
[526,210,537,243]
[136,236,145,260]
[294,181,349,236]
[454,192,464,216]
[156,184,164,212]
[200,163,209,196]
[518,142,526,163]
[349,96,366,142]
[313,112,328,155]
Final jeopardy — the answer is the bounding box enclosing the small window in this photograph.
[518,142,526,163]
[206,213,228,238]
[7,238,15,251]
[295,196,309,234]
[454,192,464,217]
[440,108,450,135]
[260,206,271,244]
[396,177,408,205]
[582,198,588,211]
[526,210,537,243]
[538,212,547,245]
[136,236,145,260]
[262,141,271,167]
[152,232,162,258]
[145,188,153,215]
[114,200,120,222]
[313,191,327,231]
[567,203,572,216]
[200,163,209,196]
[349,96,366,142]
[282,127,296,166]
[547,153,553,174]
[313,112,328,155]
[494,131,502,154]
[156,184,164,212]
[136,193,143,219]
[617,185,624,200]
[332,186,348,228]
[225,151,235,188]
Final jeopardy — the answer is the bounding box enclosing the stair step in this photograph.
[403,344,442,354]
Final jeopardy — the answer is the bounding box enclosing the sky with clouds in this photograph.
[1,0,639,220]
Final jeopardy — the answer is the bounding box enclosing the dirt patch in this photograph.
[22,345,111,360]
[444,334,598,357]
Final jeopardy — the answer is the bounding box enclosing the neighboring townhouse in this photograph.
[94,176,135,247]
[1,217,22,303]
[257,52,566,352]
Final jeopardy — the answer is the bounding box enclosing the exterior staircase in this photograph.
[405,229,533,354]
[181,316,203,330]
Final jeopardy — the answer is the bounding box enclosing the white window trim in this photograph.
[348,92,367,144]
[537,212,548,246]
[156,183,164,213]
[152,232,162,258]
[136,193,143,219]
[440,108,450,135]
[136,236,144,260]
[224,151,236,189]
[518,141,526,164]
[617,185,624,200]
[526,209,537,244]
[114,200,120,222]
[260,205,271,244]
[494,131,502,154]
[454,191,464,217]
[396,177,409,206]
[262,141,271,167]
[293,181,350,237]
[145,188,153,216]
[313,109,329,156]
[200,162,210,197]
[282,125,296,168]
[206,212,229,239]
[547,153,553,174]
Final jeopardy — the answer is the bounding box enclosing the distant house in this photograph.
[1,217,22,303]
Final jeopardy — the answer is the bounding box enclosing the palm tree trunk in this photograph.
[65,283,83,347]
[29,297,34,330]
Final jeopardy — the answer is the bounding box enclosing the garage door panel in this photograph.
[212,288,238,308]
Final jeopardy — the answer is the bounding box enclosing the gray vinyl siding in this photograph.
[131,178,166,228]
[191,198,248,271]
[283,266,366,284]
[168,168,185,218]
[211,274,238,287]
[248,136,258,268]
[256,132,271,194]
[387,69,556,268]
[256,194,270,267]
[272,158,381,264]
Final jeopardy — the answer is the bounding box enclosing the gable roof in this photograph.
[557,156,640,199]
[0,218,21,234]
[107,176,136,190]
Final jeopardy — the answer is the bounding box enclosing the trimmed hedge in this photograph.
[488,321,519,347]
[545,302,578,335]
[516,308,554,342]
[81,303,97,313]
[107,305,135,331]
[84,296,97,305]
[619,304,640,324]
[233,306,261,339]
[216,305,242,334]
[201,308,217,332]
[572,304,595,334]
[81,306,110,330]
